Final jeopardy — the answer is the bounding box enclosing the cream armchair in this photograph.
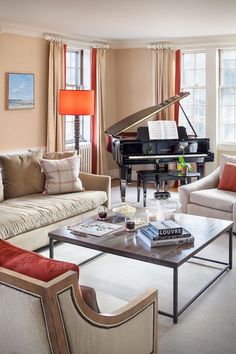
[178,166,236,232]
[0,267,158,354]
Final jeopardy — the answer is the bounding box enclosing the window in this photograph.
[180,51,206,137]
[219,49,236,144]
[65,49,91,147]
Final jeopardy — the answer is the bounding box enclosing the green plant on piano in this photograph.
[178,145,192,174]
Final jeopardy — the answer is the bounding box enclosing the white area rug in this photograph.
[39,185,236,354]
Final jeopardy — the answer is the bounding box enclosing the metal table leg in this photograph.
[49,237,54,259]
[229,227,233,269]
[173,267,178,324]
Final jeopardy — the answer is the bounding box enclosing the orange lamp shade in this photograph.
[59,90,94,115]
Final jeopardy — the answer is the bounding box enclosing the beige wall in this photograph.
[105,48,153,176]
[116,48,153,120]
[0,33,49,152]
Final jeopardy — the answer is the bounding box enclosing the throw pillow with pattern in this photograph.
[40,156,83,194]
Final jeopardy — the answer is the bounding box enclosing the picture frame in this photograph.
[7,73,35,110]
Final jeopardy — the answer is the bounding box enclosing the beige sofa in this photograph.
[178,154,236,232]
[0,152,111,250]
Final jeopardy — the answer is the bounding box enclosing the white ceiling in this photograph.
[1,0,236,44]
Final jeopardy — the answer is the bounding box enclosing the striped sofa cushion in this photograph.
[40,156,83,194]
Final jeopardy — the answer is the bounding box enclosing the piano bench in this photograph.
[137,170,200,207]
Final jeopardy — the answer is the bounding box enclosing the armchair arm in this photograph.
[56,272,158,354]
[178,167,220,213]
[79,172,111,208]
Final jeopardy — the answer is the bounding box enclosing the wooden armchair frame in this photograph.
[0,267,158,354]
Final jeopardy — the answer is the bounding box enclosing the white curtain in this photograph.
[153,48,176,120]
[96,49,109,175]
[47,41,65,152]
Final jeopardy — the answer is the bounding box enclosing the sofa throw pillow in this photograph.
[0,171,4,202]
[220,153,236,177]
[40,155,83,194]
[218,162,236,192]
[43,150,77,160]
[0,151,45,199]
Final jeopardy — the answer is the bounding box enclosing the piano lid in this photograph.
[105,91,190,136]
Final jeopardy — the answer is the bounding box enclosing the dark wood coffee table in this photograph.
[48,213,233,323]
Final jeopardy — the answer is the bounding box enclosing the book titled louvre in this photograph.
[149,220,183,237]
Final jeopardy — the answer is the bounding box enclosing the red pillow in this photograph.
[218,162,236,192]
[0,240,79,282]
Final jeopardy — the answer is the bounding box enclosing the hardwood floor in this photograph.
[111,178,178,192]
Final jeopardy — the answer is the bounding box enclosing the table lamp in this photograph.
[59,89,94,152]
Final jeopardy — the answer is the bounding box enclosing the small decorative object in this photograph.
[146,143,152,155]
[7,73,35,110]
[98,206,108,220]
[189,142,198,153]
[178,145,192,175]
[125,217,135,232]
[112,204,136,218]
[146,203,163,222]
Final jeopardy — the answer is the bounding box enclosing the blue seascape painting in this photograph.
[8,73,34,109]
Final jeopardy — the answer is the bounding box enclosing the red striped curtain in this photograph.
[91,48,97,174]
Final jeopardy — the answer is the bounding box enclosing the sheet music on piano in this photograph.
[148,120,178,140]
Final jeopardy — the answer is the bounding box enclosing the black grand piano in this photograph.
[105,92,214,201]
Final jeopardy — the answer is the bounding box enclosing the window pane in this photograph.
[194,89,205,105]
[66,52,70,66]
[220,124,235,142]
[66,69,71,85]
[221,50,236,60]
[220,88,234,105]
[196,52,205,69]
[221,68,236,86]
[221,59,236,69]
[184,53,195,69]
[70,69,75,85]
[70,52,76,67]
[221,106,234,123]
[198,122,206,137]
[195,69,205,86]
[183,69,194,86]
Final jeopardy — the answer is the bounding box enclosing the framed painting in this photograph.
[7,73,35,110]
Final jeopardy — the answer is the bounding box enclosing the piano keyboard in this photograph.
[128,153,208,160]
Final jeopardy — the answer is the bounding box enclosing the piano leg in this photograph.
[127,165,132,183]
[120,166,128,202]
[196,162,205,177]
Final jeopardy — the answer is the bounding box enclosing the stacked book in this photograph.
[138,220,194,247]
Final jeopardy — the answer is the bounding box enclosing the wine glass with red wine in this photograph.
[98,206,108,220]
[125,217,135,232]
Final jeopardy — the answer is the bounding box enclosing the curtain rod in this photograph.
[44,33,109,49]
[147,42,178,50]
